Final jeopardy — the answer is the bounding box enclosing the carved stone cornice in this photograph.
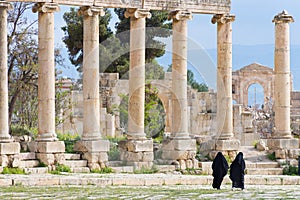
[0,1,13,10]
[78,6,105,17]
[273,10,294,24]
[32,3,60,13]
[168,10,192,21]
[211,13,235,24]
[124,8,151,19]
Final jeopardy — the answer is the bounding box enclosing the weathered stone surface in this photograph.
[19,152,36,160]
[161,150,196,160]
[257,139,268,151]
[186,159,193,169]
[74,140,109,152]
[179,160,186,170]
[215,139,240,151]
[199,162,213,175]
[36,153,55,165]
[36,141,65,153]
[0,142,20,155]
[288,149,300,159]
[0,155,9,167]
[119,139,153,152]
[275,149,288,159]
[162,139,196,151]
[126,161,153,170]
[267,139,299,150]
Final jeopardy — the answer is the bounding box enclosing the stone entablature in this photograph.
[7,0,231,14]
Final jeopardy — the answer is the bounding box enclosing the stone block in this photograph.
[215,139,240,151]
[126,161,153,170]
[267,139,299,150]
[199,161,213,175]
[161,150,196,160]
[186,159,193,169]
[28,141,37,152]
[288,149,300,159]
[275,149,288,159]
[173,139,197,151]
[266,177,282,185]
[54,153,65,164]
[142,152,154,162]
[179,160,186,170]
[282,177,299,185]
[64,153,81,160]
[0,155,9,167]
[120,151,142,161]
[19,152,36,160]
[74,140,109,152]
[199,140,216,153]
[36,141,65,153]
[193,159,199,169]
[0,142,20,155]
[119,139,153,152]
[36,153,55,165]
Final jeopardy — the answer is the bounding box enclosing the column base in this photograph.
[0,136,13,143]
[267,138,299,159]
[161,138,198,169]
[172,132,191,140]
[36,132,58,142]
[74,140,110,170]
[81,132,102,141]
[272,131,292,139]
[0,142,21,168]
[35,141,65,167]
[119,139,153,170]
[126,132,147,140]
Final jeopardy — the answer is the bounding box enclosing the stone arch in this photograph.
[232,63,274,107]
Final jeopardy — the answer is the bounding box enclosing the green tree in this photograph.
[62,7,113,71]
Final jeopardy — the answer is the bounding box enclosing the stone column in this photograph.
[273,10,293,139]
[208,14,239,158]
[161,11,197,170]
[32,3,65,166]
[118,9,153,170]
[170,10,192,139]
[0,2,12,142]
[125,8,151,140]
[267,11,299,158]
[0,2,20,167]
[74,6,109,170]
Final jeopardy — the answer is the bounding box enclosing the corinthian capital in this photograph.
[32,3,60,13]
[168,10,192,21]
[211,13,235,24]
[124,8,151,19]
[78,6,105,17]
[273,10,294,24]
[0,1,13,10]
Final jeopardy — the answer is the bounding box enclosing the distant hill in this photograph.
[157,44,300,91]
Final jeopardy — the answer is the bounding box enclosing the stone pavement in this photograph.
[1,173,300,186]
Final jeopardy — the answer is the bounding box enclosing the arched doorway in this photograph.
[248,83,264,109]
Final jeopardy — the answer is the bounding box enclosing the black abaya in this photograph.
[229,152,246,190]
[212,152,229,189]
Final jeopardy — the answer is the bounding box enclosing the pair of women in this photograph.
[211,152,245,190]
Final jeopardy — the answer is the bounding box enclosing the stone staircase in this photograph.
[241,146,283,175]
[19,152,90,174]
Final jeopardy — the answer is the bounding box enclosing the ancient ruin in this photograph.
[0,0,300,175]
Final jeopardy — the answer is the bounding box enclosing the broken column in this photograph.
[268,11,299,158]
[32,3,65,167]
[161,10,198,170]
[74,6,109,170]
[118,8,154,169]
[0,2,20,168]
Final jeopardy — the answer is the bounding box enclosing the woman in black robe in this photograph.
[229,152,246,190]
[212,152,229,190]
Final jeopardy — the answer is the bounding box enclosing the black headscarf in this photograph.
[212,152,229,189]
[229,152,246,190]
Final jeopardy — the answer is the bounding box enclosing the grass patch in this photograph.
[133,165,159,174]
[2,167,26,175]
[50,164,71,175]
[91,167,114,174]
[267,152,276,161]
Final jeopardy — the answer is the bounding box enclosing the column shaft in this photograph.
[212,14,235,140]
[33,3,59,141]
[273,11,294,139]
[170,11,192,139]
[0,2,12,142]
[79,6,104,141]
[126,9,151,140]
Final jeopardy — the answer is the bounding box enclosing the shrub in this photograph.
[50,164,71,174]
[57,132,80,153]
[2,167,26,174]
[91,167,113,174]
[267,152,276,161]
[283,165,298,176]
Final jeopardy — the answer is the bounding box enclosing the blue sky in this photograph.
[51,1,300,105]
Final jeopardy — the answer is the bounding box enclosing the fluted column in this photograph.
[0,2,12,142]
[273,11,294,139]
[33,3,59,142]
[212,14,235,140]
[79,6,105,141]
[125,8,151,140]
[170,10,192,139]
